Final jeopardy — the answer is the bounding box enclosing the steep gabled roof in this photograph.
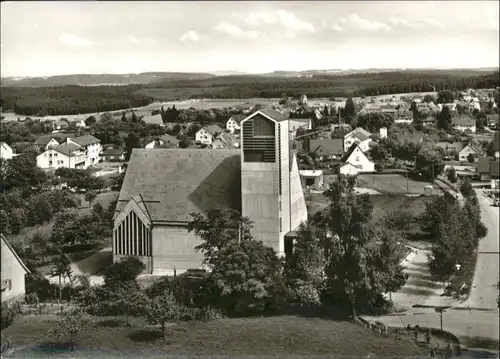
[229,114,246,124]
[310,139,343,156]
[204,124,224,136]
[142,113,163,126]
[1,233,30,274]
[256,107,289,122]
[346,127,371,141]
[115,149,241,223]
[35,135,58,146]
[460,143,482,154]
[341,143,361,162]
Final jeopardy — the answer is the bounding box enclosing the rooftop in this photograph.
[310,139,344,156]
[70,135,101,146]
[53,143,83,157]
[115,149,242,223]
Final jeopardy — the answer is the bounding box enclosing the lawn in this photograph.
[3,315,422,358]
[357,174,444,196]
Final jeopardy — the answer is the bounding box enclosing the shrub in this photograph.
[1,302,18,330]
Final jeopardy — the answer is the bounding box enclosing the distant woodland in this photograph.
[1,71,499,116]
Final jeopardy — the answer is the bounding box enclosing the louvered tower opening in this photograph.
[242,115,276,163]
[278,124,282,195]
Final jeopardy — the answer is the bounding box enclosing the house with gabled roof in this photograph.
[113,108,307,275]
[309,139,344,161]
[226,114,245,133]
[53,119,69,130]
[212,132,240,149]
[34,135,60,151]
[459,143,483,162]
[142,113,164,126]
[339,143,375,175]
[36,142,87,170]
[195,124,224,145]
[343,127,372,153]
[452,117,476,133]
[0,142,16,160]
[145,134,180,149]
[66,135,102,167]
[1,233,30,303]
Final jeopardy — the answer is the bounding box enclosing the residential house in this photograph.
[289,118,313,139]
[144,134,180,149]
[339,144,375,175]
[459,144,483,162]
[0,142,15,160]
[487,114,499,129]
[452,117,476,133]
[53,119,69,131]
[100,146,125,162]
[395,111,413,124]
[422,116,437,127]
[36,143,87,170]
[142,113,164,126]
[343,127,372,153]
[299,170,324,188]
[1,234,30,303]
[34,136,60,151]
[309,139,344,161]
[435,141,463,160]
[300,94,308,106]
[211,133,240,149]
[195,124,224,145]
[66,135,102,167]
[69,118,86,128]
[226,114,245,133]
[441,103,457,112]
[112,108,307,275]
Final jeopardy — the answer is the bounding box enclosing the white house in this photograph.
[395,111,413,124]
[0,142,15,160]
[452,118,476,133]
[343,127,372,153]
[66,135,102,167]
[289,118,312,139]
[458,144,482,162]
[226,115,244,133]
[299,170,324,188]
[53,119,69,130]
[36,143,88,170]
[195,125,224,145]
[1,234,30,303]
[339,144,375,175]
[34,136,60,151]
[145,134,180,149]
[300,94,308,106]
[211,133,240,149]
[69,118,87,128]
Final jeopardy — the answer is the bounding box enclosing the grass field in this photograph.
[3,315,422,358]
[357,174,444,196]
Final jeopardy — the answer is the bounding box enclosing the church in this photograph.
[112,108,308,275]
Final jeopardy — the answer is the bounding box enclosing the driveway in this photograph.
[459,190,499,310]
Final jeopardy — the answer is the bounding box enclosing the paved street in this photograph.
[462,190,500,310]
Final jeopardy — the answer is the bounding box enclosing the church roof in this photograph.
[115,149,241,223]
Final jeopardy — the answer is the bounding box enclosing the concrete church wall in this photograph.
[151,226,204,275]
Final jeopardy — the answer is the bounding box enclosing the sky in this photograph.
[1,1,499,77]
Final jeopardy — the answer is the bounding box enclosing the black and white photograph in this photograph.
[1,1,499,358]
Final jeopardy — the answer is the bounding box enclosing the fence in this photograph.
[20,302,79,316]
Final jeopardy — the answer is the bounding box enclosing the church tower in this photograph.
[240,108,307,255]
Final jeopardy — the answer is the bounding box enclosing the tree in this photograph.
[1,302,17,330]
[205,239,285,316]
[467,153,475,163]
[188,207,253,267]
[131,110,138,123]
[284,222,324,306]
[51,252,73,302]
[0,209,10,235]
[415,148,445,181]
[50,308,89,351]
[178,134,190,148]
[459,178,473,198]
[145,290,181,334]
[437,106,452,131]
[103,256,145,289]
[84,191,97,207]
[436,90,455,104]
[84,116,96,127]
[0,153,47,192]
[370,143,388,162]
[32,195,54,224]
[316,175,405,318]
[343,98,356,121]
[108,282,147,326]
[121,112,127,122]
[124,133,141,161]
[446,167,457,183]
[423,94,436,104]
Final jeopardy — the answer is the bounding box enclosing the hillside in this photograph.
[0,72,215,87]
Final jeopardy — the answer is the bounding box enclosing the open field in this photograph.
[357,174,444,196]
[3,315,422,358]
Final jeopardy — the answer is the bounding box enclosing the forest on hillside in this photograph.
[1,71,498,116]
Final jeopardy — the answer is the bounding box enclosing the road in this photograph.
[364,188,499,351]
[463,190,499,310]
